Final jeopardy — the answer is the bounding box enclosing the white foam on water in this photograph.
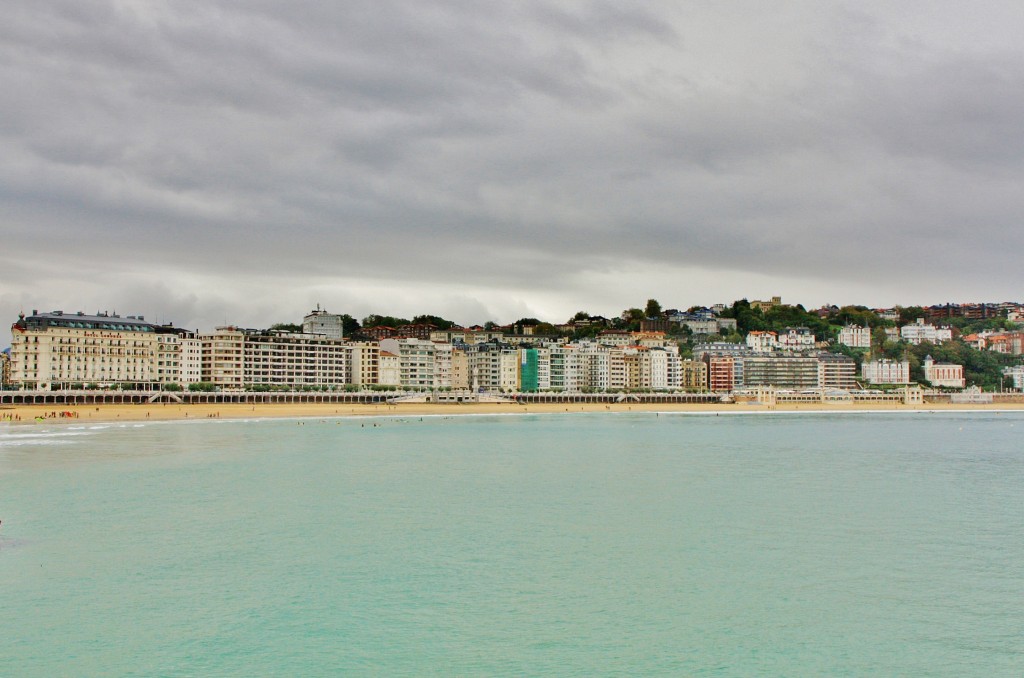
[0,431,95,440]
[0,439,75,447]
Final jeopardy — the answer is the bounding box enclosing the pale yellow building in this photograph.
[10,311,159,390]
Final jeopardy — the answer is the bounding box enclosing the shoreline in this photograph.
[4,400,1024,426]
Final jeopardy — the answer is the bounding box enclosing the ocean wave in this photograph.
[0,431,95,440]
[0,439,75,447]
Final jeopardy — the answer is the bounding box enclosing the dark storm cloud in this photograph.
[3,1,1024,333]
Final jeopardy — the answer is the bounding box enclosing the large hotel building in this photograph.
[10,311,161,390]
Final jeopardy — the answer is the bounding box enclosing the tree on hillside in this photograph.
[720,299,768,335]
[533,322,560,336]
[269,323,302,332]
[412,314,457,330]
[340,314,361,335]
[645,299,662,319]
[830,305,884,328]
[897,306,926,324]
[762,304,832,340]
[362,314,411,328]
[617,307,644,331]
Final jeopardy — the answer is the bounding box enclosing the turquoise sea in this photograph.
[1,411,1022,676]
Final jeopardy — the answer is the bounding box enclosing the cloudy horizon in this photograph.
[4,1,1023,336]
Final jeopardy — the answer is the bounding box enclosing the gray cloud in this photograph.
[4,1,1024,337]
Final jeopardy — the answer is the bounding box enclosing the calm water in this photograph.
[1,411,1022,676]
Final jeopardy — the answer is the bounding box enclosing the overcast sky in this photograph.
[3,1,1023,336]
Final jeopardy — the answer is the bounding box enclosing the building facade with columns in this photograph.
[9,311,160,390]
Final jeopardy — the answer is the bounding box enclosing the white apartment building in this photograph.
[242,330,348,388]
[429,329,506,344]
[837,325,871,349]
[526,347,552,391]
[179,334,203,385]
[596,331,634,347]
[570,342,611,392]
[648,347,670,390]
[202,327,245,389]
[499,351,520,392]
[746,331,777,353]
[10,311,159,390]
[156,332,182,385]
[875,308,900,322]
[434,342,454,389]
[151,329,202,386]
[302,306,344,340]
[1003,365,1024,390]
[198,327,348,389]
[777,327,816,351]
[862,359,910,385]
[378,351,401,386]
[901,318,953,345]
[379,338,444,389]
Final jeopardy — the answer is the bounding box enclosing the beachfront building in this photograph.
[922,356,965,388]
[179,334,203,385]
[197,326,348,390]
[378,351,401,386]
[155,329,185,385]
[695,342,748,391]
[302,306,344,340]
[547,345,570,391]
[817,353,857,390]
[648,347,670,390]
[346,342,380,386]
[706,356,737,392]
[450,348,470,390]
[837,325,871,349]
[862,359,910,385]
[464,343,505,391]
[901,318,953,345]
[518,347,553,392]
[10,310,160,390]
[742,355,820,390]
[499,350,520,392]
[379,338,446,390]
[201,328,245,389]
[572,342,611,392]
[241,329,348,388]
[678,359,708,391]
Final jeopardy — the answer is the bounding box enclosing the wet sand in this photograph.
[3,399,1024,425]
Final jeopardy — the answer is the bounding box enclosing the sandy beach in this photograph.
[4,399,1024,425]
